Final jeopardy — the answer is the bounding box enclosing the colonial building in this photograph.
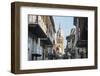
[64,17,88,59]
[74,17,88,58]
[74,17,88,47]
[28,15,56,60]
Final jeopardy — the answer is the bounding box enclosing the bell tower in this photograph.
[56,25,64,54]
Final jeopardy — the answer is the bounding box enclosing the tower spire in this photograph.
[57,24,60,38]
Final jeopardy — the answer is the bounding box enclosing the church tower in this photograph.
[56,25,64,54]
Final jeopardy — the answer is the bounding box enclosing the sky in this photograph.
[53,16,74,49]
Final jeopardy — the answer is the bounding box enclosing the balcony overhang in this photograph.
[40,38,53,45]
[28,24,47,38]
[76,40,87,47]
[29,23,53,45]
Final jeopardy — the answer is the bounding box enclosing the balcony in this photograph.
[29,24,47,38]
[28,15,54,45]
